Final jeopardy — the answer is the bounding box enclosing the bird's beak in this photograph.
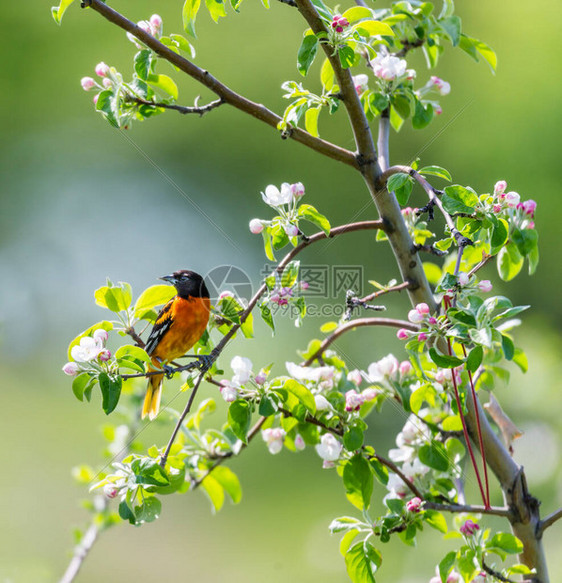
[159,274,176,284]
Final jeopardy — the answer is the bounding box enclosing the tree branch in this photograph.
[83,0,357,167]
[425,501,511,519]
[303,317,419,366]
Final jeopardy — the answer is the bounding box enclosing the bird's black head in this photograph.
[160,270,209,299]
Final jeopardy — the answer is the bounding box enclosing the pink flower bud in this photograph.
[396,328,409,340]
[102,78,113,89]
[254,371,267,385]
[406,496,423,513]
[494,180,507,195]
[220,381,238,403]
[478,280,493,293]
[526,221,535,230]
[434,105,443,115]
[278,297,288,306]
[458,272,469,286]
[417,332,428,342]
[347,369,363,386]
[93,93,100,105]
[428,316,437,325]
[505,191,520,208]
[493,204,502,213]
[361,388,379,401]
[345,390,364,412]
[249,218,264,234]
[300,281,309,290]
[416,303,430,315]
[137,20,151,34]
[149,14,163,31]
[98,349,112,362]
[284,223,299,237]
[407,309,425,324]
[290,182,305,198]
[62,362,80,376]
[460,519,480,536]
[399,361,412,377]
[219,290,234,300]
[402,207,413,217]
[406,69,416,81]
[94,62,110,77]
[93,329,108,344]
[430,76,450,95]
[103,484,119,499]
[81,76,96,91]
[270,293,280,304]
[294,434,306,451]
[522,199,537,216]
[280,287,293,297]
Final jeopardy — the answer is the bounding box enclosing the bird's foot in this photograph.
[162,364,176,379]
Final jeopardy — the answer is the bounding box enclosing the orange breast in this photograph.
[151,296,210,363]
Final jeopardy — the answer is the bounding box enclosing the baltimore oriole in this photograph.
[142,270,210,420]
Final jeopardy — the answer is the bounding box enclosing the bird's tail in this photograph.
[142,372,163,420]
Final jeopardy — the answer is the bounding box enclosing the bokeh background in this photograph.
[1,1,561,581]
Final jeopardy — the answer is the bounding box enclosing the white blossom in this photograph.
[367,354,399,382]
[262,428,286,454]
[231,356,252,385]
[261,183,293,207]
[315,433,342,462]
[371,53,407,81]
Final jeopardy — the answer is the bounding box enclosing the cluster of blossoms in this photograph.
[415,75,452,115]
[126,13,163,47]
[491,180,536,230]
[80,61,117,105]
[396,302,435,342]
[330,14,349,34]
[62,329,111,376]
[218,356,268,403]
[429,569,463,583]
[249,182,305,237]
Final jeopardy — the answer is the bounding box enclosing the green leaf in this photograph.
[132,458,171,487]
[410,383,436,414]
[211,466,242,504]
[67,321,114,360]
[501,334,515,361]
[511,227,538,257]
[469,326,493,348]
[340,529,360,556]
[419,165,452,182]
[442,415,463,432]
[118,500,136,524]
[297,33,319,77]
[343,425,364,451]
[341,6,372,22]
[283,379,316,414]
[439,15,461,46]
[345,542,376,583]
[134,284,176,319]
[228,399,252,443]
[353,20,394,38]
[98,372,122,415]
[320,59,335,91]
[115,345,151,364]
[429,348,463,368]
[134,497,161,524]
[497,242,524,281]
[169,34,197,57]
[459,34,497,72]
[189,397,216,430]
[72,373,92,402]
[412,99,434,130]
[387,172,409,192]
[370,458,388,485]
[329,516,363,533]
[343,454,373,510]
[424,510,448,533]
[94,282,132,312]
[305,106,321,137]
[419,442,449,471]
[134,50,153,81]
[298,203,330,235]
[200,473,225,512]
[512,348,528,373]
[442,184,479,214]
[183,0,202,37]
[262,229,275,261]
[260,302,275,332]
[147,74,179,99]
[51,0,76,25]
[490,218,508,254]
[258,395,278,416]
[466,345,483,373]
[439,551,457,583]
[487,532,523,554]
[205,0,227,22]
[338,45,356,69]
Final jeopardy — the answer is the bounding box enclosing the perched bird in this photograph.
[142,270,210,420]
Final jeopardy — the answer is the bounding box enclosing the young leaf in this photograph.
[345,541,378,583]
[429,348,463,368]
[343,454,373,510]
[147,74,179,99]
[466,345,483,373]
[305,106,321,137]
[419,165,452,182]
[418,442,449,471]
[205,0,227,23]
[211,466,242,504]
[298,204,330,235]
[98,372,122,415]
[134,285,176,319]
[183,0,202,37]
[283,379,316,414]
[297,33,319,77]
[228,399,252,443]
[51,0,76,25]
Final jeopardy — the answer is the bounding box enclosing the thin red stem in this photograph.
[462,343,491,508]
[443,295,488,507]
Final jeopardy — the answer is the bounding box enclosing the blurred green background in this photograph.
[1,1,561,581]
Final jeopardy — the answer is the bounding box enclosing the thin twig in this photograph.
[425,501,511,518]
[82,0,357,167]
[128,96,224,116]
[538,508,562,535]
[481,558,521,583]
[304,317,419,366]
[59,515,102,583]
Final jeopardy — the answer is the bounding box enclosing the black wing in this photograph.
[145,298,175,356]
